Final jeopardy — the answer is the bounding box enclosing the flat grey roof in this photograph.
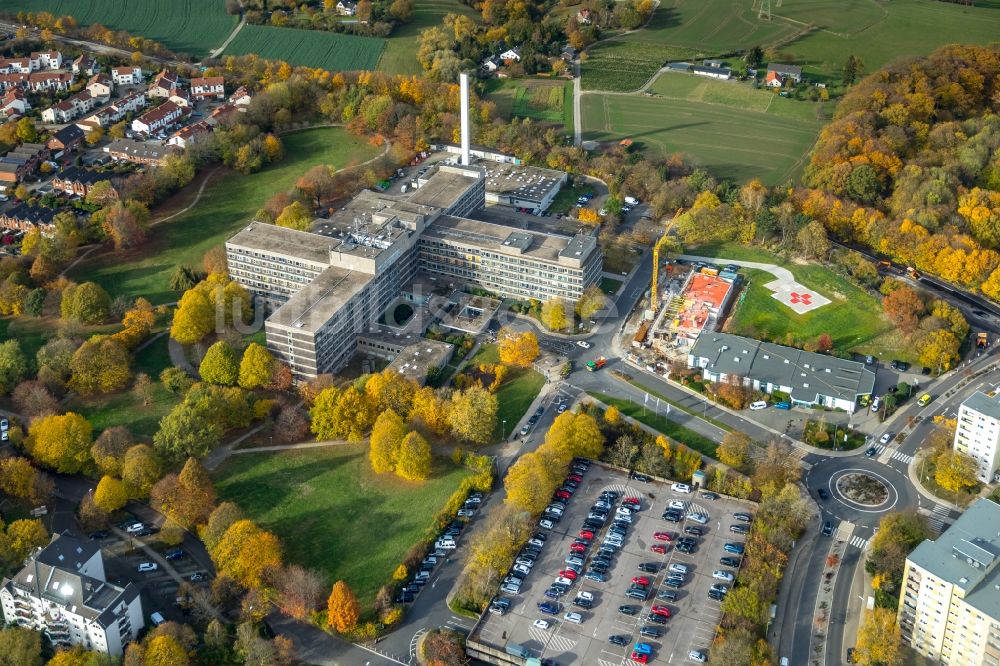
[424,215,587,265]
[482,162,564,203]
[908,499,1000,619]
[266,265,370,331]
[227,222,331,266]
[408,166,481,209]
[961,391,1000,419]
[384,339,454,383]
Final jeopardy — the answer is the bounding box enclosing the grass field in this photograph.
[465,344,544,439]
[485,78,574,133]
[70,128,381,304]
[582,93,820,183]
[222,25,385,71]
[648,73,827,123]
[0,0,236,56]
[691,242,901,358]
[378,0,479,75]
[581,40,701,92]
[588,391,719,458]
[212,444,473,611]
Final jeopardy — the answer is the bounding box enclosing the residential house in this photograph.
[131,100,184,135]
[0,203,58,232]
[560,45,577,61]
[500,47,521,63]
[229,85,252,107]
[953,392,1000,483]
[190,76,225,101]
[80,90,148,129]
[336,0,357,15]
[167,121,212,149]
[111,66,142,86]
[687,331,875,412]
[147,70,180,98]
[168,88,190,108]
[0,143,48,184]
[209,102,239,124]
[0,73,29,92]
[46,125,86,156]
[0,532,143,657]
[765,70,783,87]
[481,56,500,73]
[52,166,121,198]
[0,90,29,119]
[29,51,62,70]
[766,63,802,84]
[105,139,171,166]
[41,91,98,124]
[576,8,592,24]
[27,72,74,93]
[86,73,114,101]
[72,54,99,76]
[0,58,32,74]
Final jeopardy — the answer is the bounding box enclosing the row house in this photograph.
[29,51,62,70]
[168,120,212,149]
[47,125,86,156]
[0,73,29,91]
[0,143,49,185]
[190,76,224,101]
[52,166,121,198]
[147,69,180,98]
[111,66,142,86]
[86,73,113,102]
[72,54,99,76]
[131,100,184,135]
[0,90,29,119]
[169,88,190,108]
[79,90,148,129]
[41,91,98,124]
[0,58,31,74]
[105,139,171,166]
[28,71,74,93]
[0,204,58,233]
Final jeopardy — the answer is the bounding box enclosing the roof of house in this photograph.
[87,72,112,86]
[54,166,118,187]
[106,139,170,161]
[960,391,1000,419]
[171,121,212,141]
[907,499,1000,620]
[136,101,181,126]
[338,0,358,7]
[767,62,802,76]
[690,65,731,76]
[765,70,781,82]
[49,124,85,145]
[689,331,875,403]
[191,76,224,88]
[2,203,58,226]
[112,66,139,75]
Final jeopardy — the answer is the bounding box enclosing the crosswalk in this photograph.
[872,444,914,465]
[849,535,869,549]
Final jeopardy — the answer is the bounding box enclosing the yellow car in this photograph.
[917,393,932,407]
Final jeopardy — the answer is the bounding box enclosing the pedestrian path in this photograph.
[848,535,869,550]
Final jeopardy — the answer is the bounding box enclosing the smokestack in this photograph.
[459,71,470,166]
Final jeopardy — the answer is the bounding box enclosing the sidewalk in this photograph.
[907,449,964,512]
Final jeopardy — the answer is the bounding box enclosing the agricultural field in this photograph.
[213,444,473,612]
[0,0,236,56]
[69,127,381,304]
[222,25,385,71]
[581,40,702,92]
[378,0,479,75]
[648,73,827,123]
[581,92,821,183]
[485,78,573,133]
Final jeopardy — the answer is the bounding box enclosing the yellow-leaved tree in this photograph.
[497,327,539,368]
[396,431,431,481]
[369,409,407,474]
[934,448,979,493]
[855,607,902,666]
[326,580,360,633]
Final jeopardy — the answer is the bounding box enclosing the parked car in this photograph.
[749,400,768,410]
[532,619,551,630]
[720,556,741,567]
[618,605,638,616]
[138,562,158,572]
[713,570,735,582]
[609,635,628,646]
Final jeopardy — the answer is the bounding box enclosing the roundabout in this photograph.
[805,457,914,527]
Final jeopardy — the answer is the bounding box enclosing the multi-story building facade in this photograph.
[0,533,143,657]
[898,499,1000,665]
[226,164,601,378]
[954,392,1000,483]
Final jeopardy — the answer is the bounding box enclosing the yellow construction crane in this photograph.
[650,209,683,312]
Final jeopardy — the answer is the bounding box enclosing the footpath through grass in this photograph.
[70,128,380,304]
[212,444,473,612]
[465,344,544,439]
[588,391,719,459]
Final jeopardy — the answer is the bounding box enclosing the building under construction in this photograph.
[640,267,737,359]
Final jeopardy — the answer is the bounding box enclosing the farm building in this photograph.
[766,63,802,84]
[690,64,732,80]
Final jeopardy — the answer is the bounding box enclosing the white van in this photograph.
[671,483,691,494]
[669,563,689,575]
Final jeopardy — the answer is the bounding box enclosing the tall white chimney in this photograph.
[459,71,471,166]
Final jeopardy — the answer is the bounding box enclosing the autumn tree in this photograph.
[238,342,274,389]
[91,426,134,477]
[544,412,604,460]
[296,164,336,206]
[326,580,360,633]
[100,201,148,249]
[121,444,163,498]
[60,281,111,324]
[796,220,831,260]
[882,286,924,336]
[151,458,217,528]
[199,340,240,386]
[396,431,432,481]
[575,284,606,319]
[718,431,752,469]
[369,409,407,473]
[0,457,52,505]
[448,386,498,445]
[200,502,244,552]
[171,288,215,345]
[363,369,416,417]
[0,340,29,395]
[867,511,928,584]
[0,627,42,666]
[275,201,312,231]
[603,405,620,425]
[144,634,189,666]
[855,608,901,666]
[410,386,450,435]
[68,336,131,396]
[153,400,225,461]
[497,327,539,368]
[277,565,325,620]
[25,412,93,474]
[541,296,569,331]
[211,519,283,590]
[93,475,128,512]
[934,448,979,492]
[505,449,564,514]
[917,329,961,372]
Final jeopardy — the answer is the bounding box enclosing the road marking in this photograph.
[849,535,869,549]
[926,503,951,534]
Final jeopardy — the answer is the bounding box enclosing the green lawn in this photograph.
[648,73,828,123]
[582,92,821,184]
[465,343,545,440]
[378,0,479,75]
[588,391,719,459]
[222,25,385,71]
[70,128,381,304]
[212,445,473,611]
[0,317,120,362]
[485,78,574,134]
[692,242,901,358]
[69,334,180,439]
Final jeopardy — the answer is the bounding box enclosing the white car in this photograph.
[528,538,545,548]
[137,562,158,572]
[539,518,554,529]
[564,611,583,624]
[749,400,768,410]
[532,619,551,630]
[576,340,592,349]
[712,570,735,582]
[879,432,893,445]
[668,500,686,510]
[513,564,531,575]
[555,576,574,587]
[671,483,691,494]
[576,591,594,601]
[688,513,709,525]
[457,509,475,517]
[557,403,568,413]
[689,650,707,663]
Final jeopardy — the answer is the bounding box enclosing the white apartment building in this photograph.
[0,532,143,657]
[112,66,142,86]
[954,391,1000,483]
[899,500,1000,666]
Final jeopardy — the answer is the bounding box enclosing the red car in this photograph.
[569,542,587,553]
[559,569,578,580]
[652,531,674,542]
[631,576,650,586]
[555,490,571,500]
[624,496,640,504]
[630,652,649,664]
[567,474,583,482]
[651,544,668,555]
[651,605,671,618]
[579,529,594,539]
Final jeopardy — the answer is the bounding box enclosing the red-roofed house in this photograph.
[27,71,74,92]
[131,100,184,135]
[29,51,62,70]
[148,70,180,98]
[0,90,29,119]
[190,76,225,101]
[112,66,142,86]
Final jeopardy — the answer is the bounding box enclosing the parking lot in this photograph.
[473,462,756,665]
